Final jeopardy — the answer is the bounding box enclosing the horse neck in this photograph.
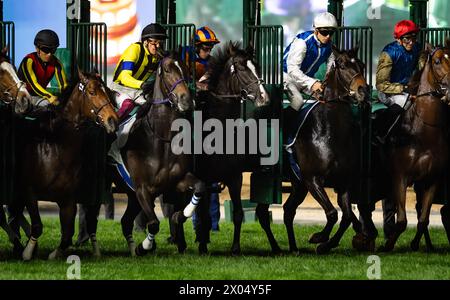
[62,87,85,126]
[414,62,444,118]
[208,71,241,119]
[323,67,345,101]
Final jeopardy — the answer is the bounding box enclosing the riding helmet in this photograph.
[34,29,60,48]
[141,23,168,41]
[313,12,338,29]
[195,26,220,45]
[394,20,420,39]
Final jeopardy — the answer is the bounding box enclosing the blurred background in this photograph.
[4,0,450,82]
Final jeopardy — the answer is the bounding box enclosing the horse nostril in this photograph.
[108,116,118,131]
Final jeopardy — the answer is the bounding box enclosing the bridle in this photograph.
[416,47,449,99]
[78,78,112,125]
[152,57,188,109]
[210,58,264,102]
[0,74,26,105]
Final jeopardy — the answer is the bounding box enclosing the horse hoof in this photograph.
[316,243,331,255]
[271,246,282,255]
[13,241,24,258]
[135,241,157,256]
[309,232,329,244]
[352,234,375,252]
[48,248,64,260]
[289,247,299,254]
[378,243,393,253]
[128,242,137,257]
[177,244,187,254]
[231,246,241,256]
[199,244,208,255]
[410,240,420,251]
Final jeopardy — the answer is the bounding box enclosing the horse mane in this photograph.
[407,48,433,95]
[208,41,248,91]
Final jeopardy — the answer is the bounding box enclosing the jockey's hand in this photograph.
[48,95,60,106]
[140,80,154,95]
[311,81,324,93]
[196,81,208,91]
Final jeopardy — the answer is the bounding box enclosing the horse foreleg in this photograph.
[381,178,407,252]
[317,191,354,254]
[306,178,338,244]
[168,191,187,254]
[134,186,159,256]
[0,206,24,256]
[411,183,437,251]
[85,203,102,258]
[49,200,77,260]
[22,196,42,261]
[256,203,281,254]
[120,191,141,256]
[441,204,450,245]
[226,174,243,255]
[283,180,308,253]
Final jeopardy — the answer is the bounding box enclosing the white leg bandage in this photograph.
[142,233,155,250]
[183,194,200,218]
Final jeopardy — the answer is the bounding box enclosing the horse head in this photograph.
[208,41,270,107]
[66,69,118,134]
[424,40,450,103]
[327,45,369,104]
[0,46,31,114]
[151,51,193,113]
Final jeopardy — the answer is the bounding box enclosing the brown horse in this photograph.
[8,69,118,260]
[283,46,377,254]
[380,42,450,252]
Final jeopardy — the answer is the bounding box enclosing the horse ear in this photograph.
[93,67,101,78]
[332,44,342,57]
[424,42,433,53]
[1,45,8,56]
[77,67,86,82]
[227,41,237,56]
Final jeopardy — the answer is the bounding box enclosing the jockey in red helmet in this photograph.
[374,20,425,144]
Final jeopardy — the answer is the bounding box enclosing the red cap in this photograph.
[394,20,419,39]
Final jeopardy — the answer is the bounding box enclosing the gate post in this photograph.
[409,0,428,29]
[156,0,176,24]
[243,0,260,48]
[328,0,344,27]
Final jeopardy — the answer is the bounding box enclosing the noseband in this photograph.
[1,79,26,105]
[152,58,188,107]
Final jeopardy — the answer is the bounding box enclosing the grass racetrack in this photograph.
[0,217,449,280]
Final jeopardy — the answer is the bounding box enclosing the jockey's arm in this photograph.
[286,38,318,91]
[20,57,56,101]
[376,52,405,94]
[116,44,145,89]
[54,58,68,94]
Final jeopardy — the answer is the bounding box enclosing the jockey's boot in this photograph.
[373,103,404,145]
[117,99,136,122]
[282,106,299,147]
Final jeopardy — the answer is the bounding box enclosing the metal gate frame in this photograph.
[245,24,284,205]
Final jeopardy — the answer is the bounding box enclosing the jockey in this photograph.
[110,23,168,119]
[374,20,422,144]
[182,26,220,90]
[282,12,337,141]
[18,29,68,107]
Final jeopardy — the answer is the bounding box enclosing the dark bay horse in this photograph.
[0,47,32,254]
[104,51,200,256]
[167,41,272,255]
[379,42,450,252]
[8,70,118,260]
[283,46,378,254]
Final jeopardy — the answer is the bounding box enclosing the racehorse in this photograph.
[167,41,272,255]
[283,46,378,254]
[0,46,32,254]
[95,50,200,256]
[378,41,450,252]
[0,46,31,114]
[8,69,118,260]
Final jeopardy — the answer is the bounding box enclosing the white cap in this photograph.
[313,12,338,29]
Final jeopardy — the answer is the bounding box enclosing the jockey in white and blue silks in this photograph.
[282,12,337,146]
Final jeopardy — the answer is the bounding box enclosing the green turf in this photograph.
[0,217,449,280]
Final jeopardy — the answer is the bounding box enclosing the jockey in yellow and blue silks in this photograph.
[181,26,220,89]
[18,29,68,107]
[282,12,337,146]
[110,23,168,119]
[374,20,424,144]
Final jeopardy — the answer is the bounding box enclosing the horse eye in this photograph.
[435,59,441,65]
[88,90,96,96]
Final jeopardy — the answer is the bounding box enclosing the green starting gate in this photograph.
[0,21,15,205]
[244,25,284,205]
